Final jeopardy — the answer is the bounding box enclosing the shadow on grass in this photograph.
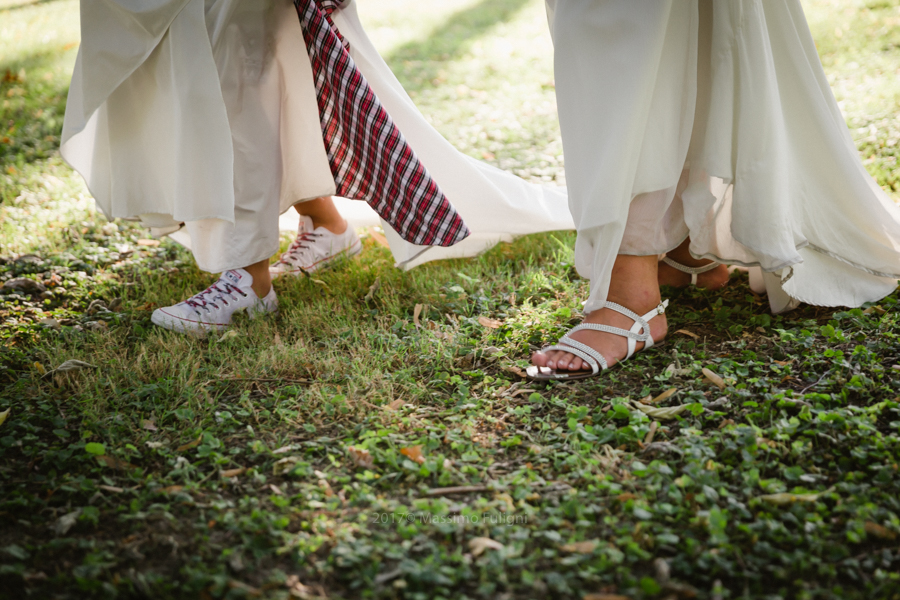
[381,0,533,93]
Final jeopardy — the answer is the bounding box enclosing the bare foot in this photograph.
[658,238,729,290]
[531,255,667,373]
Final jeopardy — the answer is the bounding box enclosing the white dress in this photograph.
[60,0,573,273]
[548,0,900,313]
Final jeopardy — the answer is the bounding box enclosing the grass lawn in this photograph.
[2,0,900,599]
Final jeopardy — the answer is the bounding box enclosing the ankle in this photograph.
[252,281,271,299]
[311,216,348,235]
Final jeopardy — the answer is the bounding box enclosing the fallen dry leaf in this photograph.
[386,399,405,411]
[176,436,202,453]
[141,419,157,431]
[95,455,136,471]
[702,367,726,390]
[311,279,327,286]
[219,330,240,341]
[477,316,502,329]
[272,445,294,454]
[469,536,504,556]
[220,467,246,478]
[348,446,375,469]
[274,332,283,347]
[758,487,833,505]
[633,402,690,421]
[33,362,46,375]
[136,238,161,247]
[642,388,677,405]
[272,456,299,475]
[560,540,598,554]
[54,509,82,535]
[864,521,897,540]
[160,485,184,494]
[0,408,9,428]
[503,365,527,379]
[413,303,424,328]
[99,485,124,493]
[400,445,426,464]
[643,421,659,445]
[674,329,699,339]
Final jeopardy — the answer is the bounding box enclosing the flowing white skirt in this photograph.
[549,0,900,312]
[60,0,573,273]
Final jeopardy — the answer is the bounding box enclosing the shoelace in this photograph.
[279,232,322,264]
[184,282,247,312]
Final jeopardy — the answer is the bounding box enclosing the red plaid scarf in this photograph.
[294,0,469,247]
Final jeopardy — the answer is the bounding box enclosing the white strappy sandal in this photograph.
[660,256,721,286]
[526,300,669,381]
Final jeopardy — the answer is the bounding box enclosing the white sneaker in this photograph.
[151,268,278,335]
[270,216,362,276]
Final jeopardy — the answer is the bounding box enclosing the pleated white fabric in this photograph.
[61,0,573,273]
[549,0,900,313]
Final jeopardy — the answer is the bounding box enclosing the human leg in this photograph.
[657,237,729,289]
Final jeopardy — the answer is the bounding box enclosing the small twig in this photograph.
[799,370,832,395]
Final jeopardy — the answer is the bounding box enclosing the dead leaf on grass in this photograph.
[220,467,246,478]
[141,419,157,431]
[137,239,161,247]
[758,487,833,505]
[864,521,897,540]
[386,399,405,411]
[273,456,299,475]
[469,536,503,556]
[702,367,726,390]
[99,485,124,493]
[95,455,136,471]
[400,445,425,464]
[160,485,184,494]
[176,436,202,453]
[44,360,97,378]
[477,316,502,329]
[632,402,690,421]
[503,365,527,379]
[274,332,283,347]
[674,329,699,339]
[413,303,424,328]
[641,388,677,405]
[347,446,375,469]
[54,509,82,535]
[560,540,598,554]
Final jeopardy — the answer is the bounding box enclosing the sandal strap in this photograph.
[542,341,605,375]
[540,299,668,375]
[662,256,719,286]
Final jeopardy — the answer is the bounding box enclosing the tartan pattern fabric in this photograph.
[294,0,469,247]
